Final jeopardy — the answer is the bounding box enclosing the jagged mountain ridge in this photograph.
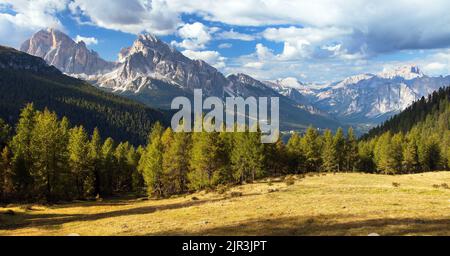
[21,29,343,131]
[269,66,450,126]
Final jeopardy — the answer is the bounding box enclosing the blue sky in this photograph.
[1,0,450,83]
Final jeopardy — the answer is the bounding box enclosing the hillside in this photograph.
[0,46,168,145]
[364,86,450,139]
[1,172,449,236]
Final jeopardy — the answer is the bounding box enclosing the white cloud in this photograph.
[172,22,212,50]
[182,49,226,69]
[69,0,180,35]
[75,35,98,45]
[0,0,68,47]
[216,29,256,41]
[218,43,232,49]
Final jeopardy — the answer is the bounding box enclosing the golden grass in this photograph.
[1,172,449,236]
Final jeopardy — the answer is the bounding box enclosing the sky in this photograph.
[1,0,450,83]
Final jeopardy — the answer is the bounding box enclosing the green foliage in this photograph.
[139,122,164,197]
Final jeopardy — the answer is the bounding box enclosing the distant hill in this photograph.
[0,46,168,145]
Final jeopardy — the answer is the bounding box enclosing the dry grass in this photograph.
[1,172,449,236]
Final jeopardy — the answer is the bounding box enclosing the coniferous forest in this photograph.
[0,86,449,202]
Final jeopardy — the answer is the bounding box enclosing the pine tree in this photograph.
[286,132,305,173]
[163,131,191,195]
[302,127,321,172]
[100,137,115,195]
[189,131,222,189]
[139,122,164,197]
[68,126,90,198]
[10,103,36,199]
[29,109,68,201]
[230,131,265,183]
[88,128,102,196]
[334,128,346,171]
[345,127,358,172]
[321,129,338,172]
[114,142,132,192]
[265,137,289,176]
[402,137,419,173]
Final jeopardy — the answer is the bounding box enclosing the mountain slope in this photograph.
[0,46,168,145]
[363,86,450,139]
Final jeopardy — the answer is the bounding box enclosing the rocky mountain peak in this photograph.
[21,28,115,75]
[379,64,424,80]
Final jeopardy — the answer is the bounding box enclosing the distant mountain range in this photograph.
[19,28,450,131]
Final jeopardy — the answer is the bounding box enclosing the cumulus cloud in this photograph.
[0,0,68,47]
[171,22,213,50]
[69,0,180,35]
[75,35,98,45]
[182,49,226,69]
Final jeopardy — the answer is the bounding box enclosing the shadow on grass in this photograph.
[0,197,226,230]
[147,215,450,236]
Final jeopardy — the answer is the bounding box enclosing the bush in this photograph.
[392,182,400,187]
[284,176,295,186]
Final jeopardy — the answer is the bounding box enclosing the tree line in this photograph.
[1,86,449,202]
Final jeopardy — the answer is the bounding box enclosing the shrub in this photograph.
[392,182,400,187]
[285,176,295,186]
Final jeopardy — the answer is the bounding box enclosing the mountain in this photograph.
[0,45,168,145]
[363,86,450,139]
[270,66,450,128]
[20,28,115,75]
[21,29,343,131]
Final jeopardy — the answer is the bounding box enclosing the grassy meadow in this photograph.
[1,172,449,236]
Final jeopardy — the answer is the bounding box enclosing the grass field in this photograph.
[1,172,449,236]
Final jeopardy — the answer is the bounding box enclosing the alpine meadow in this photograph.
[1,0,450,239]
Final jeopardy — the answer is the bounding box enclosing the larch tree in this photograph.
[10,103,36,198]
[139,122,164,197]
[68,126,91,198]
[321,129,338,172]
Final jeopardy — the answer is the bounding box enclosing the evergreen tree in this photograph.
[189,131,222,189]
[402,137,419,173]
[321,129,338,172]
[114,142,132,192]
[139,122,164,197]
[345,127,358,171]
[29,109,68,201]
[334,128,346,171]
[301,127,321,172]
[230,131,265,183]
[10,103,36,199]
[68,126,91,198]
[100,137,115,195]
[163,131,190,195]
[88,128,102,196]
[286,132,305,173]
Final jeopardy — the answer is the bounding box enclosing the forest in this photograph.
[0,86,449,203]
